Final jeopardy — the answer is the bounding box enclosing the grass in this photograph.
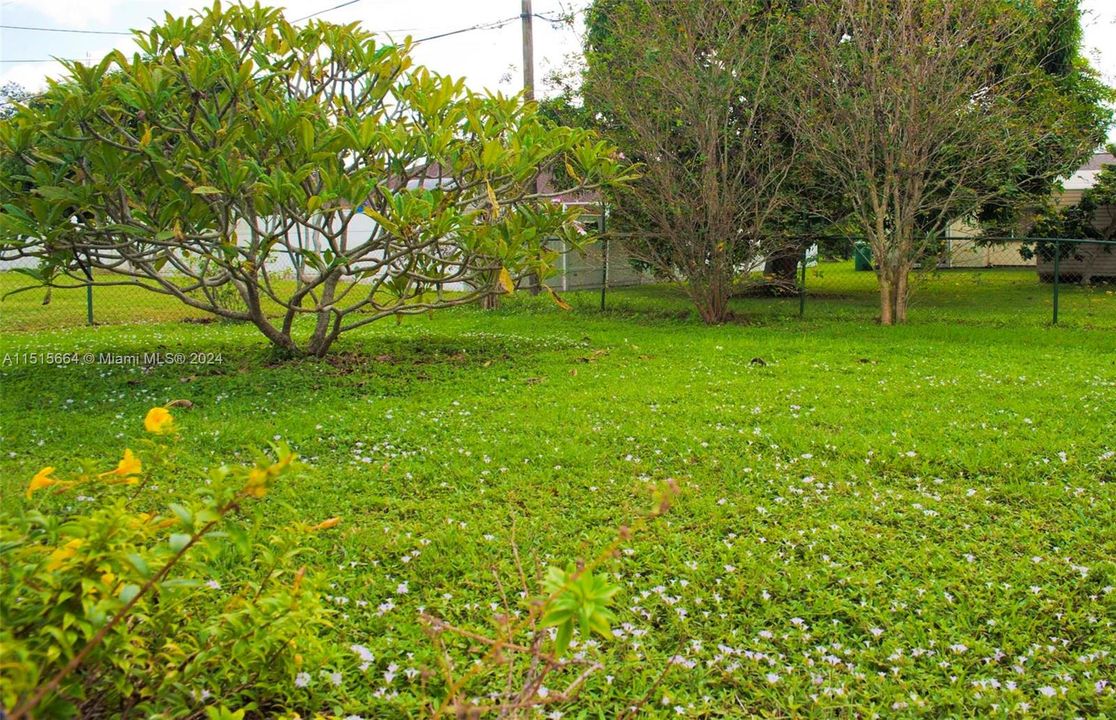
[4,260,1116,332]
[1,264,1114,717]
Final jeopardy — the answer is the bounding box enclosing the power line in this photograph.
[292,0,362,23]
[0,23,131,36]
[0,12,565,64]
[412,15,520,45]
[0,58,84,63]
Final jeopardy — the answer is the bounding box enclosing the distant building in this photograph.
[944,151,1115,269]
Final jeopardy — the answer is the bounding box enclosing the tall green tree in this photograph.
[0,3,630,355]
[571,0,800,324]
[785,0,1112,324]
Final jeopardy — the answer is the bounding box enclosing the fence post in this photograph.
[598,210,607,312]
[84,266,94,326]
[1052,239,1060,326]
[798,245,807,317]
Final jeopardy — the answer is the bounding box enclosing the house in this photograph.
[225,165,650,292]
[535,170,651,292]
[943,151,1115,270]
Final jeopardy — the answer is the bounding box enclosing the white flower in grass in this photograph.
[1038,686,1056,697]
[766,673,781,684]
[869,627,884,638]
[294,672,311,688]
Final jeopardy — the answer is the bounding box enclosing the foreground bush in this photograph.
[0,406,672,718]
[0,408,340,718]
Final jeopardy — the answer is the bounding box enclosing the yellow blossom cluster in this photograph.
[27,407,172,499]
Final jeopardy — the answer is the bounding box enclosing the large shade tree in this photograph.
[571,0,799,324]
[785,0,1112,324]
[0,3,629,355]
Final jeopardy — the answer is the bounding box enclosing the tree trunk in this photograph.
[306,328,338,358]
[894,268,910,324]
[306,274,340,356]
[479,267,503,309]
[878,271,895,326]
[252,317,300,355]
[692,278,731,324]
[238,275,301,355]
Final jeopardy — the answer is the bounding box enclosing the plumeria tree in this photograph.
[0,2,630,355]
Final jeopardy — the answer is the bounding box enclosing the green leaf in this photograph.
[554,620,572,657]
[298,118,314,151]
[191,186,222,195]
[168,503,194,530]
[168,533,191,552]
[126,553,150,578]
[119,584,141,604]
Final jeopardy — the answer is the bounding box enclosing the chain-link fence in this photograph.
[2,236,1113,332]
[786,236,1116,327]
[0,271,219,332]
[0,207,658,331]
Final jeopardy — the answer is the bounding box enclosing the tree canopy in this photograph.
[784,0,1111,323]
[569,0,799,323]
[559,0,1111,324]
[0,2,630,355]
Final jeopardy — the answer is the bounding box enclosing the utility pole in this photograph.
[522,0,544,294]
[521,0,535,101]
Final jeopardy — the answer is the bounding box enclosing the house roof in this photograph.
[1063,151,1115,191]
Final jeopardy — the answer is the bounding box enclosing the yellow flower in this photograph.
[46,538,84,571]
[100,449,142,481]
[144,407,174,434]
[267,451,295,476]
[27,466,58,498]
[244,467,269,498]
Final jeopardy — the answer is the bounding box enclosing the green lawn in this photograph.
[1,267,1114,717]
[4,260,1116,331]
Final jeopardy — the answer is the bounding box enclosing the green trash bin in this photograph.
[853,241,873,271]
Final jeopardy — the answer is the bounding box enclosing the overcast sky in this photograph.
[2,0,1114,141]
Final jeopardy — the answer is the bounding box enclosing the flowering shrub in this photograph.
[0,408,340,719]
[0,405,670,719]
